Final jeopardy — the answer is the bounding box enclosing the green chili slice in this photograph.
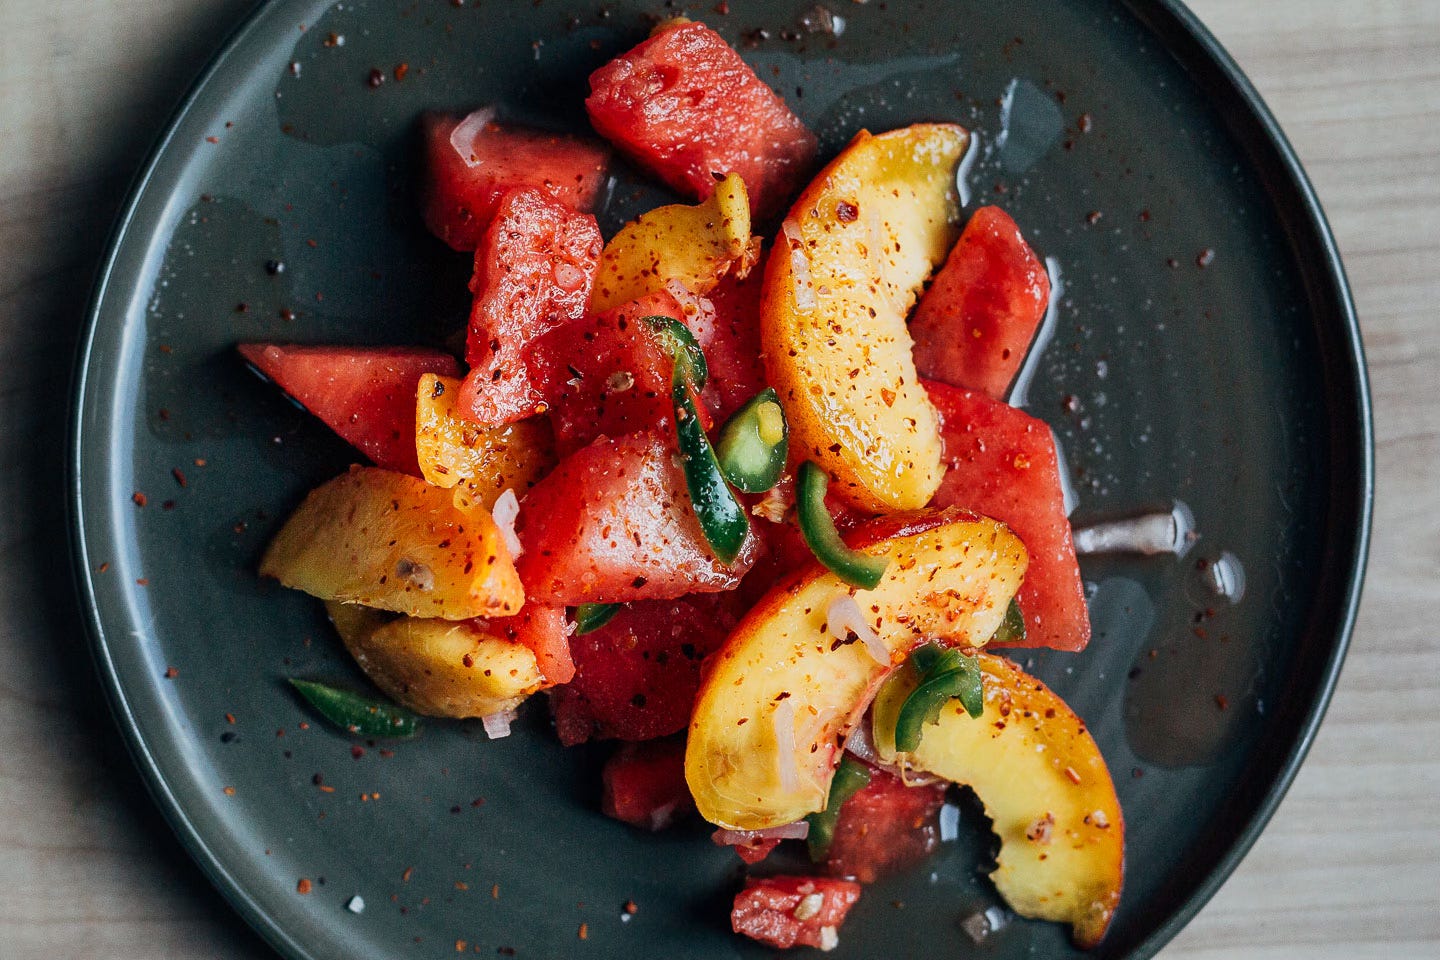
[647,316,749,564]
[805,755,872,861]
[641,315,708,388]
[892,645,984,753]
[715,388,789,493]
[572,602,622,635]
[795,461,889,589]
[989,598,1027,644]
[289,679,420,739]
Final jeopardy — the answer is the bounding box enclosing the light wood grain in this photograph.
[1,1,1435,957]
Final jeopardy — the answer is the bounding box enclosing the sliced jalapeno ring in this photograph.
[290,679,420,739]
[672,371,750,562]
[805,755,872,861]
[572,602,622,635]
[641,315,708,389]
[892,652,985,753]
[716,387,789,493]
[796,461,889,589]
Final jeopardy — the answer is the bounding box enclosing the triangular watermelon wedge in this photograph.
[239,343,460,475]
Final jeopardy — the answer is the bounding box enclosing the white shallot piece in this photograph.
[1072,500,1195,557]
[481,708,516,740]
[781,218,816,311]
[773,698,800,794]
[843,719,942,787]
[491,488,524,559]
[448,106,497,168]
[825,593,888,666]
[711,820,810,846]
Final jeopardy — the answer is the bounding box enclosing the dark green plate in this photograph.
[70,1,1371,957]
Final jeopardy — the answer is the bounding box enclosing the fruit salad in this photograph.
[247,18,1122,952]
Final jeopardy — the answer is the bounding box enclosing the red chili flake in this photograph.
[470,796,484,808]
[306,238,318,248]
[379,749,395,759]
[158,343,173,354]
[491,884,500,899]
[136,578,150,587]
[164,666,179,679]
[98,562,110,573]
[351,745,366,759]
[225,712,237,725]
[223,786,236,796]
[323,31,343,47]
[158,408,170,420]
[279,308,296,321]
[299,721,310,730]
[1166,257,1180,269]
[1138,209,1152,222]
[578,923,589,941]
[623,900,638,915]
[296,878,312,895]
[367,68,386,88]
[1214,693,1230,711]
[1063,766,1082,785]
[235,302,249,313]
[454,881,469,891]
[402,866,415,883]
[1086,210,1103,225]
[836,200,859,222]
[162,500,176,511]
[1196,248,1216,268]
[206,136,219,144]
[1078,112,1094,133]
[394,62,409,81]
[454,941,466,953]
[714,0,730,12]
[132,492,148,507]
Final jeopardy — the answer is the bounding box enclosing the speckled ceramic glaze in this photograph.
[70,1,1371,958]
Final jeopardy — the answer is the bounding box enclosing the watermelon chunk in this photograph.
[824,767,946,883]
[925,380,1090,651]
[454,188,603,427]
[514,430,759,605]
[539,287,714,456]
[702,267,768,421]
[600,738,695,829]
[585,21,817,218]
[910,206,1051,400]
[731,876,861,951]
[549,594,739,744]
[421,110,611,251]
[238,343,459,475]
[491,603,574,686]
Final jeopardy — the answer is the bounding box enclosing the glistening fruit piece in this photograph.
[590,173,758,313]
[415,374,556,511]
[260,466,523,620]
[871,652,1124,948]
[685,508,1027,830]
[325,602,544,719]
[761,124,968,512]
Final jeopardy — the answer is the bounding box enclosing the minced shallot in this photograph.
[825,593,887,665]
[481,708,516,739]
[448,106,497,167]
[712,820,810,847]
[491,488,524,559]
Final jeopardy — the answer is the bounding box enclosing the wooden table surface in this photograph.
[1,1,1435,957]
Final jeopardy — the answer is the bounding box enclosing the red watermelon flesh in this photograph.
[421,111,611,252]
[585,21,817,218]
[455,188,603,427]
[238,343,459,475]
[925,380,1090,651]
[549,593,740,745]
[600,738,695,829]
[910,206,1050,401]
[514,430,760,606]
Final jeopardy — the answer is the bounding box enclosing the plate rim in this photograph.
[66,2,1375,958]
